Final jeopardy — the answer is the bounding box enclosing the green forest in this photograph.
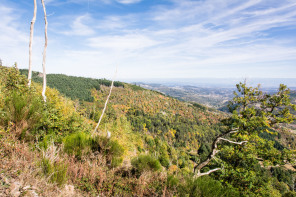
[1,66,296,196]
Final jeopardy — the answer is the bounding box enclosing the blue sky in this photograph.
[1,0,296,80]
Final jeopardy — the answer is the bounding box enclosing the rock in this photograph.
[60,184,75,197]
[107,131,111,139]
[26,190,39,197]
[10,181,21,197]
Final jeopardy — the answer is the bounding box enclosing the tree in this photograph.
[41,0,48,102]
[194,82,296,177]
[28,0,37,87]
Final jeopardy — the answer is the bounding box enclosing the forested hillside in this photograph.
[19,69,125,102]
[1,66,296,196]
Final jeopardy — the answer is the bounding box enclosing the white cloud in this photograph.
[56,0,296,78]
[96,16,128,30]
[115,0,141,4]
[0,5,29,66]
[87,34,159,51]
[62,14,95,36]
[0,3,47,70]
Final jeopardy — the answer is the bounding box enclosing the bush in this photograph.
[177,176,239,197]
[108,140,125,158]
[91,136,124,167]
[63,131,91,159]
[111,157,123,168]
[1,89,43,137]
[283,191,296,197]
[271,167,294,186]
[63,132,124,167]
[41,158,68,186]
[131,155,161,174]
[167,175,179,189]
[159,155,170,168]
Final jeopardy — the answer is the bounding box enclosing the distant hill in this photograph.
[19,69,124,102]
[139,83,235,109]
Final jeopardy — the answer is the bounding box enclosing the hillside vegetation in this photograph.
[19,69,125,102]
[1,66,296,196]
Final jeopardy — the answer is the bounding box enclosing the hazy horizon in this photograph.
[123,77,296,88]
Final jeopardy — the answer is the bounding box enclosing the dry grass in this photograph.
[0,129,175,197]
[0,132,82,197]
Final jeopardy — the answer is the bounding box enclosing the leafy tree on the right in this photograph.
[195,82,296,196]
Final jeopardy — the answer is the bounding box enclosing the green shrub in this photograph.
[108,140,124,167]
[167,175,179,189]
[159,155,170,168]
[274,181,290,194]
[1,89,43,137]
[63,133,124,167]
[90,136,124,167]
[63,131,91,159]
[0,67,44,139]
[77,177,97,193]
[131,155,161,174]
[108,140,125,158]
[41,158,67,186]
[111,157,124,168]
[283,191,296,197]
[271,167,294,186]
[177,176,239,197]
[39,134,59,150]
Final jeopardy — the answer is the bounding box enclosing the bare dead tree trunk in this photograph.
[194,129,247,178]
[92,68,117,136]
[41,0,48,102]
[28,0,37,87]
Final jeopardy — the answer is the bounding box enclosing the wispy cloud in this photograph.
[87,34,159,51]
[1,0,296,78]
[115,0,142,4]
[53,0,296,78]
[0,4,29,66]
[61,14,95,36]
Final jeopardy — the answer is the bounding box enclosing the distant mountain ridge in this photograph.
[125,78,296,89]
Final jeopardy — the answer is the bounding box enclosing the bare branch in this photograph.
[28,0,37,87]
[41,0,48,102]
[195,168,221,178]
[194,129,245,175]
[92,68,117,136]
[219,138,248,145]
[228,129,239,134]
